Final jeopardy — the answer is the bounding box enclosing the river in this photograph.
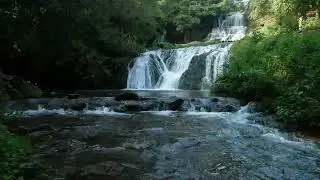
[5,90,320,179]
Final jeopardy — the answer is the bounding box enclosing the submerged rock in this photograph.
[114,100,157,112]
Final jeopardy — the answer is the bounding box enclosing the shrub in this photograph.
[0,123,42,180]
[214,69,277,102]
[213,29,320,129]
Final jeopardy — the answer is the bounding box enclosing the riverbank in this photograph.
[212,29,320,132]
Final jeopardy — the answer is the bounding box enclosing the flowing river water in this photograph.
[5,90,320,179]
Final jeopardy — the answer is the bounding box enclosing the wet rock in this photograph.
[169,99,184,111]
[66,94,81,99]
[187,97,239,112]
[70,103,86,111]
[115,92,139,101]
[246,102,263,113]
[113,100,155,112]
[121,103,142,111]
[65,162,124,179]
[178,53,208,90]
[46,98,71,109]
[29,124,57,133]
[217,166,227,171]
[212,97,240,112]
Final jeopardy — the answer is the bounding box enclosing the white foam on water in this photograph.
[262,132,304,145]
[141,110,178,117]
[83,106,129,116]
[22,105,129,116]
[23,105,70,116]
[207,12,247,42]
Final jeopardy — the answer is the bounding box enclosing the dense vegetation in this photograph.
[0,0,236,91]
[0,0,165,89]
[213,0,320,130]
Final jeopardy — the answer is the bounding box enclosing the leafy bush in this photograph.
[213,70,277,101]
[213,29,320,129]
[276,84,320,129]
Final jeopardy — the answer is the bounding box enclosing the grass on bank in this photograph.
[212,27,320,130]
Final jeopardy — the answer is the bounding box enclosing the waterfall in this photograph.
[127,10,247,90]
[207,12,247,42]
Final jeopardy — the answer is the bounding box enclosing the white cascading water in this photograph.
[207,12,247,42]
[127,11,247,90]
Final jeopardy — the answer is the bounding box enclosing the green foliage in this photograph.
[248,0,319,30]
[214,70,278,101]
[160,0,232,32]
[157,40,220,50]
[0,0,162,89]
[213,30,320,129]
[0,123,41,180]
[276,83,320,128]
[302,16,320,30]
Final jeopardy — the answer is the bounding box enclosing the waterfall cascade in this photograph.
[127,10,247,90]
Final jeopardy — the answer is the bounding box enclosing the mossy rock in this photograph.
[0,71,42,100]
[6,76,42,99]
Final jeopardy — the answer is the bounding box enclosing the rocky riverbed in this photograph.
[3,91,320,179]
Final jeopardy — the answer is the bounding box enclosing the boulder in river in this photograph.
[178,53,208,90]
[169,98,184,111]
[245,102,264,113]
